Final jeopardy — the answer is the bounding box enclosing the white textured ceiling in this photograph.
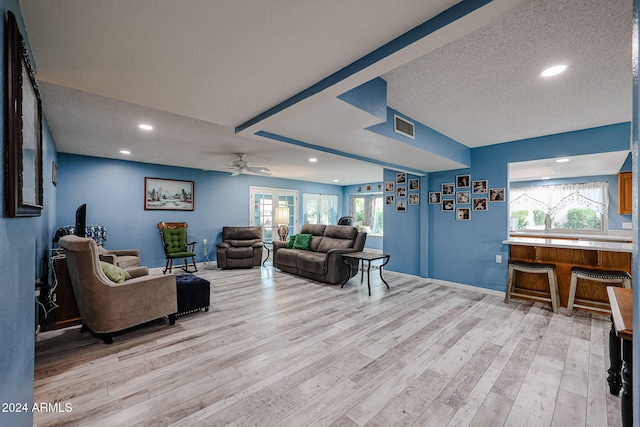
[20,0,632,185]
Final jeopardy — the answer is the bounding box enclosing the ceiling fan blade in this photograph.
[230,169,241,176]
[247,166,271,174]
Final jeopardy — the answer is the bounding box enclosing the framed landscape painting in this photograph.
[145,177,194,210]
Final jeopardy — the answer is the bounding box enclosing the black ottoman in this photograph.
[175,273,210,317]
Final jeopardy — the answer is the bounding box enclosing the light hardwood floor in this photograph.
[34,263,622,426]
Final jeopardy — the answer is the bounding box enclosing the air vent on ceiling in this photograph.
[394,114,415,139]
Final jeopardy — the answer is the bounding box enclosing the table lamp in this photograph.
[274,206,289,241]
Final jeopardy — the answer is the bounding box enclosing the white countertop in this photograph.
[503,237,633,253]
[510,231,632,242]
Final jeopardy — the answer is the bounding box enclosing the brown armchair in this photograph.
[58,235,177,344]
[216,226,263,269]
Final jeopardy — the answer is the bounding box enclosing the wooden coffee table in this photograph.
[341,252,390,296]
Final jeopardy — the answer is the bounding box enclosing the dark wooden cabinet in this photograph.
[52,256,81,328]
[618,171,632,215]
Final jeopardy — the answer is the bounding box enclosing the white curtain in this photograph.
[510,182,609,215]
[302,193,338,224]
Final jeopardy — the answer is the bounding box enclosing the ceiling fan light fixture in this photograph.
[540,64,567,77]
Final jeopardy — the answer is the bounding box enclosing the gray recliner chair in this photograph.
[216,226,263,269]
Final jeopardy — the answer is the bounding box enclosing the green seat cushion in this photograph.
[293,233,312,250]
[168,251,195,258]
[100,261,131,283]
[286,235,297,249]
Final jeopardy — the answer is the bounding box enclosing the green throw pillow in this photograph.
[293,233,312,250]
[286,234,297,249]
[100,261,131,283]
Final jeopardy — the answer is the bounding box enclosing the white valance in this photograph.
[510,181,609,215]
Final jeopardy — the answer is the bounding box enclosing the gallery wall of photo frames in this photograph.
[385,173,420,212]
[428,174,505,221]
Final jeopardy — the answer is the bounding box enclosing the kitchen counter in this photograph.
[504,237,632,313]
[509,231,632,243]
[504,237,633,253]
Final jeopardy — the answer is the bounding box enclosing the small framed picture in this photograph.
[386,195,395,205]
[442,199,454,211]
[377,184,383,191]
[396,200,407,212]
[365,184,372,191]
[442,183,455,195]
[456,207,470,221]
[409,194,420,205]
[456,191,470,204]
[490,188,505,202]
[356,186,362,192]
[385,181,395,192]
[409,179,420,191]
[456,174,470,188]
[396,172,407,184]
[473,197,488,211]
[428,192,440,204]
[396,186,407,198]
[472,180,488,194]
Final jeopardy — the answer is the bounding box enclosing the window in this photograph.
[351,194,383,235]
[250,187,298,241]
[509,182,609,233]
[302,193,338,225]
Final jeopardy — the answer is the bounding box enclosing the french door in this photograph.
[250,187,298,242]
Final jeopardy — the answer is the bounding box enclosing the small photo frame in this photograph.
[473,197,488,211]
[428,192,440,204]
[396,186,407,198]
[490,188,505,202]
[396,172,407,184]
[386,195,395,205]
[385,181,395,192]
[396,200,407,212]
[409,194,420,205]
[472,180,488,194]
[442,199,454,211]
[409,179,420,191]
[456,174,470,188]
[377,184,383,191]
[356,186,362,192]
[456,207,470,221]
[366,184,372,191]
[442,183,455,195]
[456,191,470,204]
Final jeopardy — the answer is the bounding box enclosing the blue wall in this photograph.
[56,154,347,268]
[427,123,631,291]
[0,2,58,425]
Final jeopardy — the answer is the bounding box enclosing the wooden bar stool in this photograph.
[567,267,631,316]
[506,260,559,314]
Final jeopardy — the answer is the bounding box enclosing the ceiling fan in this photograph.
[227,153,271,176]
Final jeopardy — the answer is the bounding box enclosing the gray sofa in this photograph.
[272,224,366,284]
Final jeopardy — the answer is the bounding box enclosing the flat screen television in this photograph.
[75,204,86,237]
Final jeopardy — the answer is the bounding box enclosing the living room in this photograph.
[2,1,639,426]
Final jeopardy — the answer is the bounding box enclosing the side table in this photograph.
[607,286,633,427]
[341,252,390,296]
[262,241,273,266]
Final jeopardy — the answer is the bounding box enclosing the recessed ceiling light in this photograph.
[309,158,318,162]
[541,176,551,180]
[333,179,339,182]
[540,65,567,77]
[555,158,570,163]
[138,124,153,131]
[120,150,131,155]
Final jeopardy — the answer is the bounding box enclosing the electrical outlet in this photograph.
[203,238,207,245]
[495,254,502,263]
[623,222,632,230]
